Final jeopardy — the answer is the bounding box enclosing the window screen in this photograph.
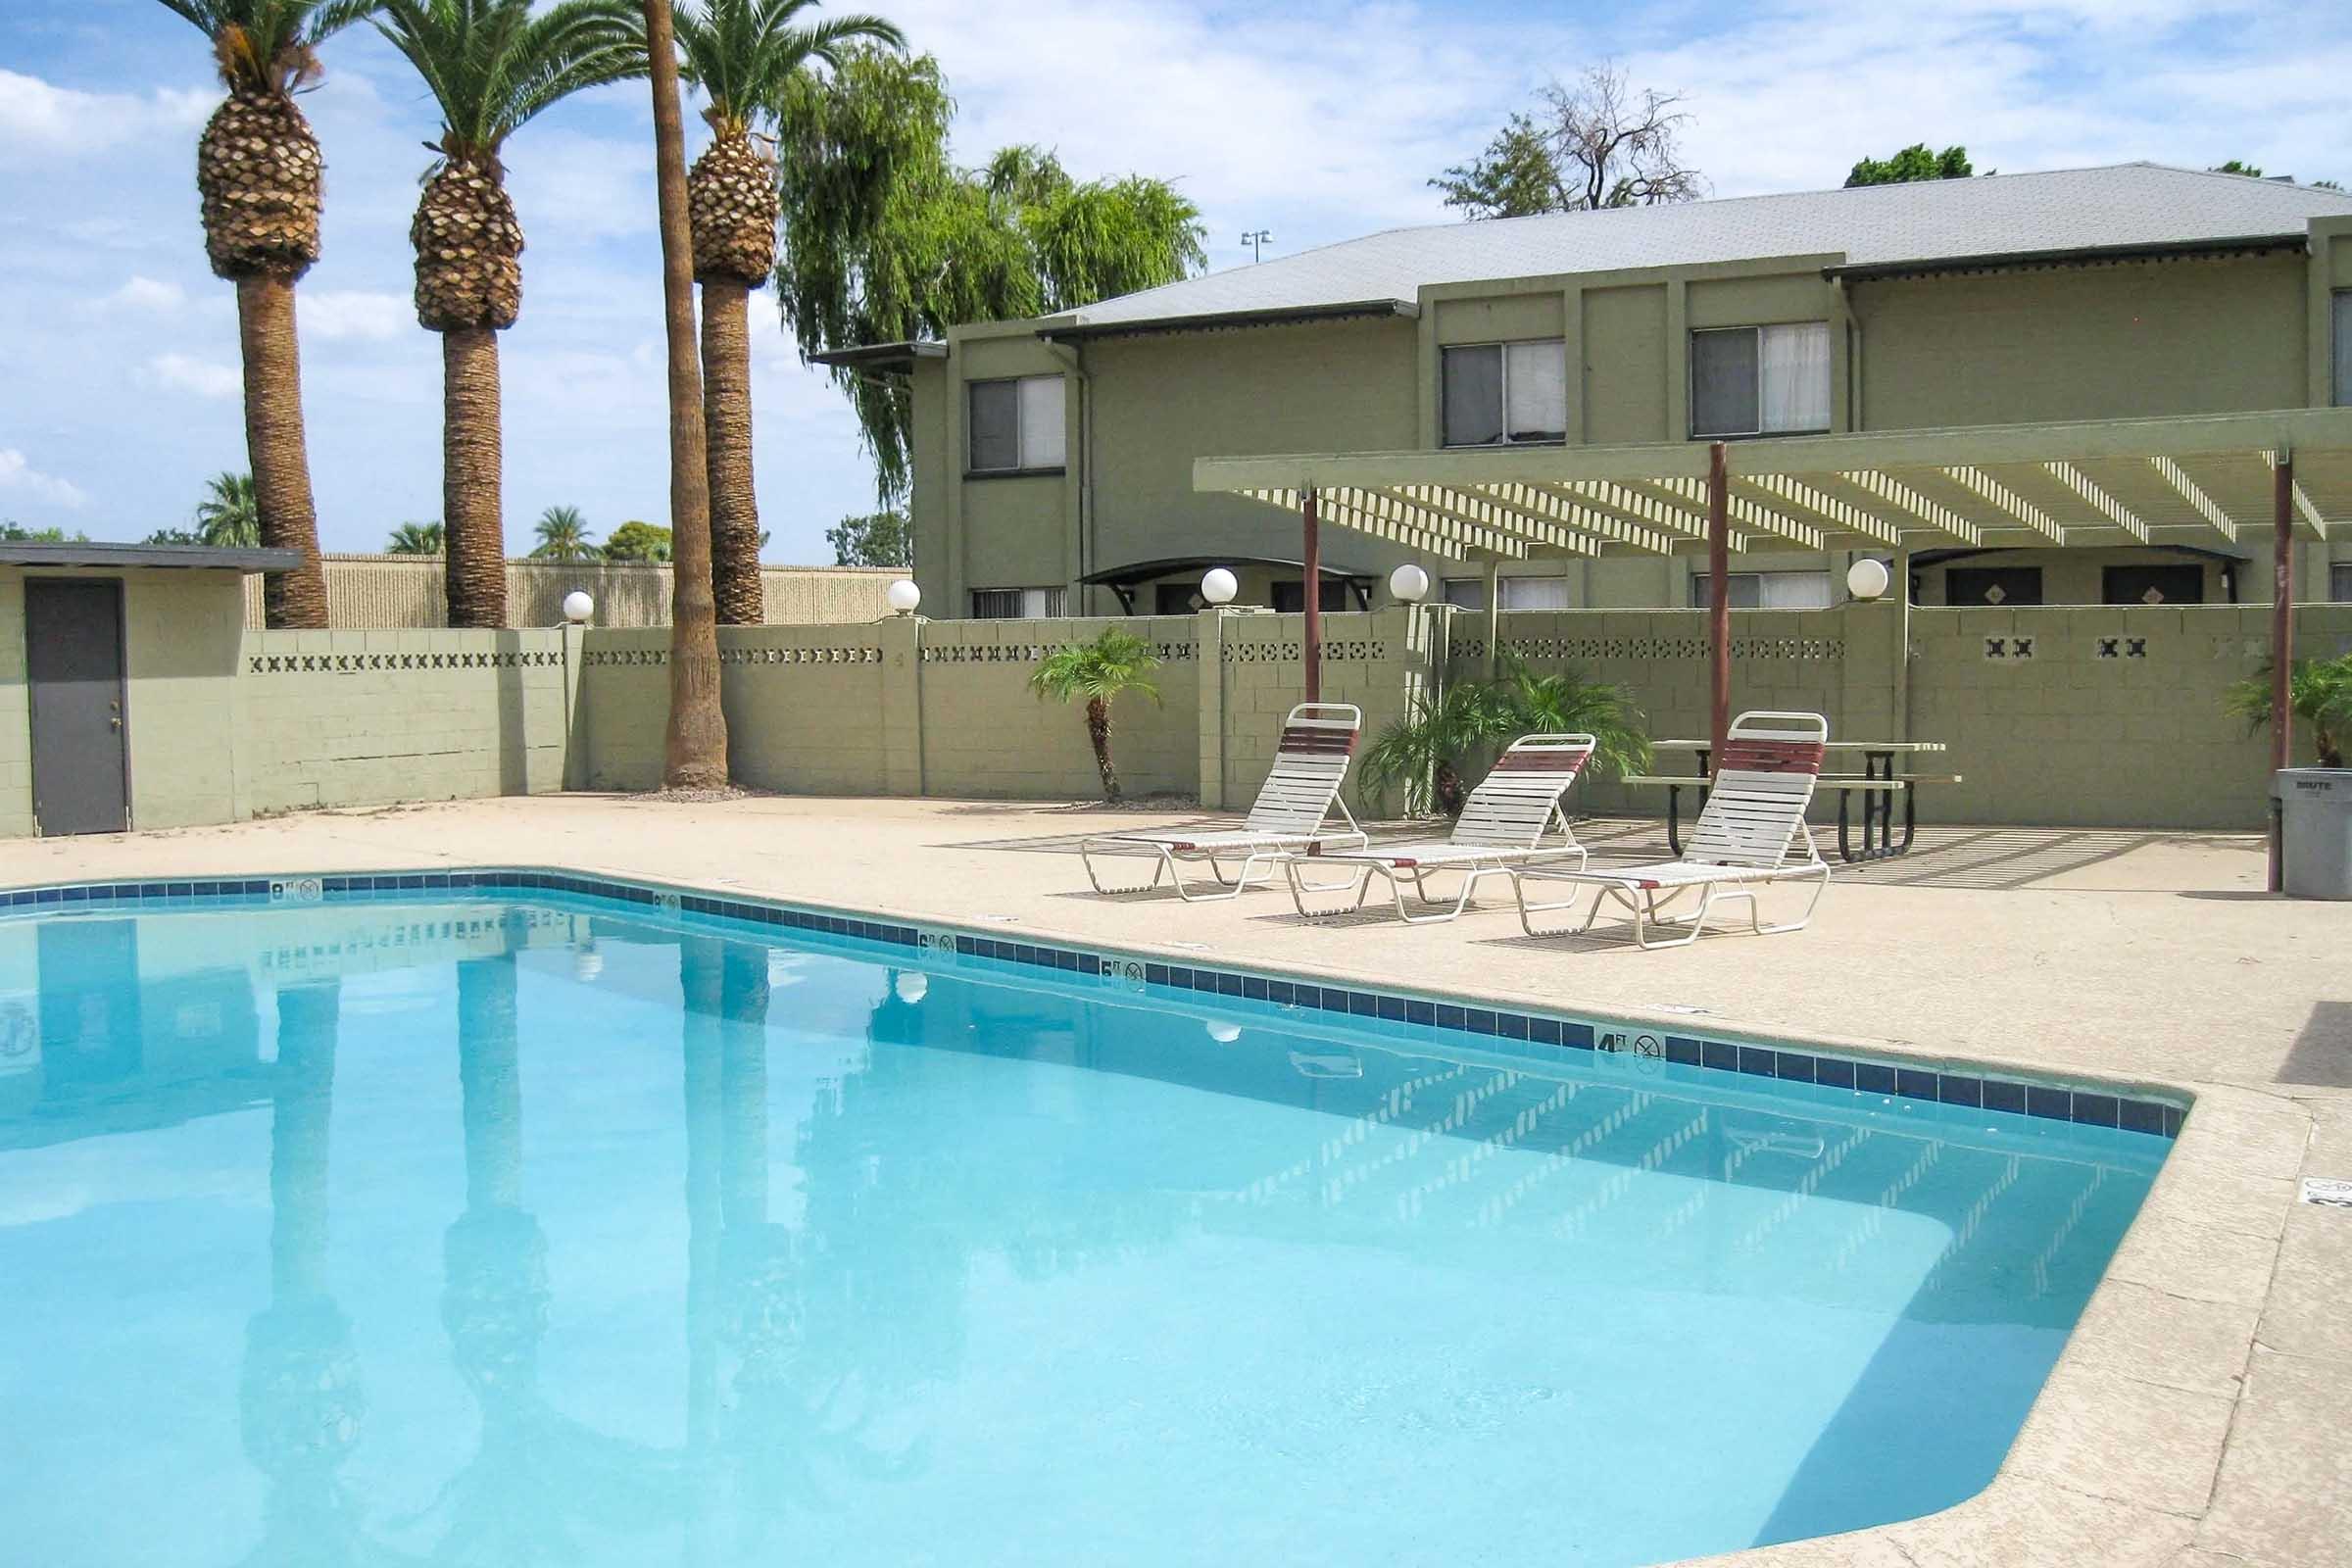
[1690,571,1830,610]
[967,381,1018,471]
[1504,341,1568,442]
[1498,575,1572,610]
[1017,375,1065,468]
[1690,329,1761,438]
[1442,345,1505,447]
[2334,291,2351,407]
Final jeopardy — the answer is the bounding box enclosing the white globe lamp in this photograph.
[1200,567,1238,607]
[1846,558,1891,602]
[1389,564,1431,604]
[886,578,922,615]
[894,971,929,1004]
[561,590,594,624]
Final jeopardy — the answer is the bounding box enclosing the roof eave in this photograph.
[806,340,950,373]
[1041,298,1419,344]
[1827,232,2309,283]
[0,543,305,572]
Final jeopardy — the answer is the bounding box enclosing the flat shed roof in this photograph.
[0,542,304,573]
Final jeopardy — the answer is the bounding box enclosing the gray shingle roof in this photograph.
[1067,164,2352,327]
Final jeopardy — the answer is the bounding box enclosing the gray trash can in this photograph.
[2274,768,2352,900]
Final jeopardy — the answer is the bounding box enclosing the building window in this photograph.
[970,586,1065,618]
[1442,340,1569,447]
[966,375,1065,473]
[1690,570,1834,610]
[1690,322,1832,438]
[2331,562,2352,602]
[1153,582,1202,615]
[1444,575,1573,611]
[2334,290,2351,407]
[1272,579,1348,613]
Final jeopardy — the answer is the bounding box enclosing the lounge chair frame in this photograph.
[1284,734,1596,924]
[1079,704,1367,901]
[1513,711,1832,949]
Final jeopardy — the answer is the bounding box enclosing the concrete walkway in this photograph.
[6,796,2348,1567]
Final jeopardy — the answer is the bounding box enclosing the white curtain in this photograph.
[1499,575,1573,610]
[1758,570,1834,609]
[1017,374,1066,468]
[1505,340,1569,442]
[1759,322,1832,433]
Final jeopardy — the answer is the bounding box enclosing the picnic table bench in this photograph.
[1624,740,1960,863]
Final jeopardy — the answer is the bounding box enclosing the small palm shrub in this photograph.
[1030,628,1162,803]
[2228,654,2352,768]
[1363,656,1649,818]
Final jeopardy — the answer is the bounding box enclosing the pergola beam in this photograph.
[1739,472,1903,547]
[1535,479,1710,539]
[2148,456,2236,541]
[1941,465,2066,545]
[1647,475,1826,551]
[2263,451,2328,539]
[2042,460,2149,542]
[1372,484,1597,558]
[1837,469,1983,546]
[1469,481,1680,555]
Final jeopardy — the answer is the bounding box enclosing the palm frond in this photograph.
[1028,628,1162,708]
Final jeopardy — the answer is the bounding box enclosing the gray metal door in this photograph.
[25,578,129,835]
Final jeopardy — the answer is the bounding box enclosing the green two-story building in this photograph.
[819,164,2352,617]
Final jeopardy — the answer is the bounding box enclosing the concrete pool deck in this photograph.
[5,795,2347,1568]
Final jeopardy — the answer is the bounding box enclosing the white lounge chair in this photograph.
[1079,703,1367,900]
[1512,711,1831,949]
[1282,733,1596,924]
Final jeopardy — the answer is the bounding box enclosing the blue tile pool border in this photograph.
[2,865,2184,1139]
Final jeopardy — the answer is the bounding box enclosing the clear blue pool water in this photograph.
[0,890,2168,1567]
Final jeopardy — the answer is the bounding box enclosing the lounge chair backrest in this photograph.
[1687,711,1828,867]
[1242,704,1362,836]
[1450,734,1595,848]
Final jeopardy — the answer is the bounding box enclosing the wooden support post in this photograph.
[1301,487,1322,705]
[1484,555,1502,680]
[1708,441,1732,762]
[2269,452,2295,892]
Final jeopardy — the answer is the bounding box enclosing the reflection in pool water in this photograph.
[0,895,2167,1567]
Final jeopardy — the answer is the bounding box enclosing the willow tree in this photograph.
[153,1,374,626]
[773,48,1206,503]
[370,0,645,628]
[671,0,903,624]
[643,0,729,787]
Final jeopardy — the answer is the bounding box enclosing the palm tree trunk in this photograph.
[1086,696,1120,803]
[644,0,729,788]
[700,279,765,625]
[235,274,329,628]
[441,327,509,628]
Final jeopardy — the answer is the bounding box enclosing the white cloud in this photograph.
[98,275,188,315]
[140,353,242,400]
[304,289,411,341]
[0,449,90,509]
[0,69,213,159]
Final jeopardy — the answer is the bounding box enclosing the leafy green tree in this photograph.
[824,508,908,566]
[1029,627,1161,803]
[386,520,445,555]
[1,521,87,543]
[2210,159,2263,177]
[1845,143,1974,186]
[774,48,1206,502]
[144,527,205,544]
[2228,655,2352,768]
[369,0,648,627]
[529,504,597,561]
[193,470,262,546]
[1432,66,1701,220]
[602,519,673,563]
[1362,657,1648,817]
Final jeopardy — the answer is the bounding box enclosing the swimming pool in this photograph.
[0,871,2174,1566]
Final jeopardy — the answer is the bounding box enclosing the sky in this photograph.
[2,0,2348,563]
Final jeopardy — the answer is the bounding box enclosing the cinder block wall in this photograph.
[233,628,572,815]
[239,557,898,630]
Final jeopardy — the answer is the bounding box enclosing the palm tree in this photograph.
[386,519,445,555]
[1361,659,1648,817]
[529,504,597,561]
[152,1,374,628]
[1029,628,1160,803]
[2228,654,2352,768]
[369,0,646,628]
[665,0,903,624]
[644,0,730,788]
[193,470,262,546]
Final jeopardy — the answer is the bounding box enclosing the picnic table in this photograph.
[1624,740,1959,863]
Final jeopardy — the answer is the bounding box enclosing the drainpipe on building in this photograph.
[1044,338,1092,613]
